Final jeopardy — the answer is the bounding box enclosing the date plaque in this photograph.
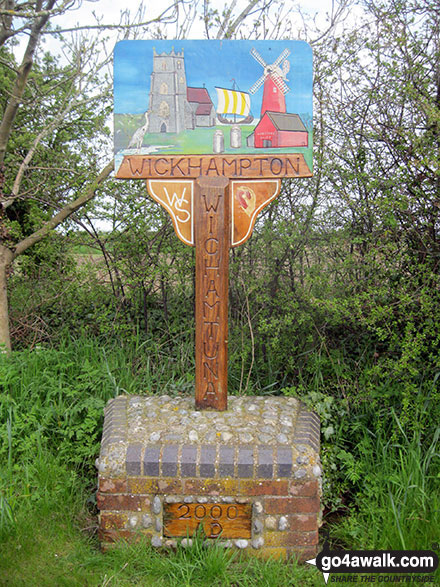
[163,502,252,539]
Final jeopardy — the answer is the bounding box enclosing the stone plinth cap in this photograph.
[97,395,320,480]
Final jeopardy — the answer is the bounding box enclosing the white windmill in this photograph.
[249,48,291,117]
[128,111,150,151]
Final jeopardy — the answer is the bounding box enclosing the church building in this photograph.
[148,49,215,133]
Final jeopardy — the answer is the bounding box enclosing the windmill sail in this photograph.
[249,47,291,117]
[215,87,252,122]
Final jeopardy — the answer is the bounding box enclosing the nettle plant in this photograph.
[282,386,359,510]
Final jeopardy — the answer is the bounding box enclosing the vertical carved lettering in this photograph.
[204,382,217,398]
[204,238,218,254]
[203,193,221,213]
[203,342,218,359]
[204,258,220,277]
[195,177,229,410]
[203,300,220,321]
[206,280,219,297]
[203,360,218,379]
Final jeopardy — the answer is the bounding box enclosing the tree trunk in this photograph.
[0,0,56,167]
[0,245,13,352]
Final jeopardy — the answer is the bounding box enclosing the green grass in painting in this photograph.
[114,113,313,170]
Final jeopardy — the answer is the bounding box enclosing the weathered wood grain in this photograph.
[163,502,252,539]
[194,177,229,411]
[116,154,312,179]
[231,180,281,247]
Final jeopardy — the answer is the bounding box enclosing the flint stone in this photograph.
[152,496,161,514]
[265,516,277,530]
[253,501,264,514]
[294,468,307,479]
[142,515,152,528]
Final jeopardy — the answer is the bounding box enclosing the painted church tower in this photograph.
[148,49,193,133]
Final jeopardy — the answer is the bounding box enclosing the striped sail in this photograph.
[215,87,251,117]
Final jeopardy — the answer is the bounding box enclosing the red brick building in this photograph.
[248,112,308,149]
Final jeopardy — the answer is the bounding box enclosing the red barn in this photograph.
[248,112,309,149]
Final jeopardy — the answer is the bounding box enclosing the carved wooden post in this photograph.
[113,40,314,412]
[195,177,229,410]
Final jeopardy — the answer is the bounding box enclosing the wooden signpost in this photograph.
[114,40,313,410]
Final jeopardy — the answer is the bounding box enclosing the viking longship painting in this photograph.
[114,40,313,174]
[215,83,253,125]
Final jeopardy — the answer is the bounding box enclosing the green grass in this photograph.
[0,456,322,585]
[329,416,440,552]
[1,336,439,585]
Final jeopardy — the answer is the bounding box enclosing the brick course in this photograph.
[287,514,318,532]
[240,479,288,496]
[264,530,319,547]
[265,496,320,515]
[97,493,151,512]
[128,478,183,494]
[289,479,318,496]
[99,478,127,493]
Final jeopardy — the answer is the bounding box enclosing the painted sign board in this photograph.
[114,39,313,179]
[113,39,313,410]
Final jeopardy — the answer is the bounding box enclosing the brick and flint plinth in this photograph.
[97,395,322,560]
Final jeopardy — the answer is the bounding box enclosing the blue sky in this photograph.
[114,39,313,120]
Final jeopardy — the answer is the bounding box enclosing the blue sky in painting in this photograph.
[114,39,313,121]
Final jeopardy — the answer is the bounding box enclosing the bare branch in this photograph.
[40,1,182,34]
[12,159,114,259]
[223,0,263,38]
[0,0,57,167]
[216,0,238,39]
[0,0,77,45]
